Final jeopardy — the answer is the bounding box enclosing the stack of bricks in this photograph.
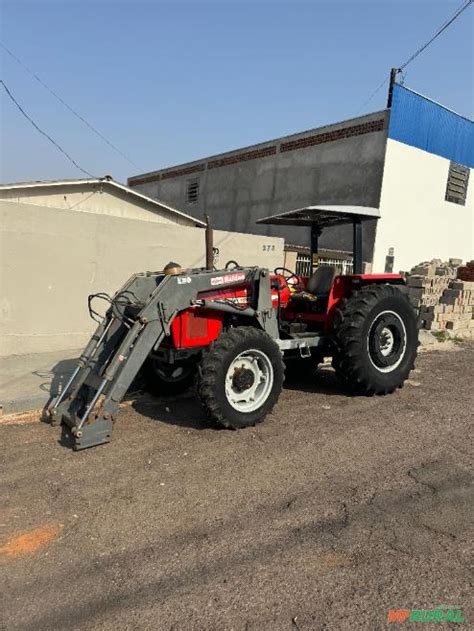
[436,279,474,332]
[405,259,474,334]
[407,275,453,314]
[409,258,461,278]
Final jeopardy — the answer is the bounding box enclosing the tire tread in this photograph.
[197,326,285,428]
[332,284,417,395]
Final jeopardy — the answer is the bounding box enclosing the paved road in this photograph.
[1,345,473,630]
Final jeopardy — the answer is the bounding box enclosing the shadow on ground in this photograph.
[282,364,352,397]
[132,393,217,431]
[33,357,79,412]
[132,365,352,430]
[40,358,352,436]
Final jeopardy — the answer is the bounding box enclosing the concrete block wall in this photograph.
[129,111,389,263]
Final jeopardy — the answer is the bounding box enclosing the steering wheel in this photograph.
[274,267,300,285]
[225,260,240,270]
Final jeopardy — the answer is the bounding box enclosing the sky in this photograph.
[0,0,473,184]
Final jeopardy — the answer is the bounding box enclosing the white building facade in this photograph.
[373,85,473,272]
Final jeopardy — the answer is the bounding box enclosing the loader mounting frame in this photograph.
[48,267,278,449]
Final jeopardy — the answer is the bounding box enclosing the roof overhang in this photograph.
[0,177,206,228]
[257,205,380,228]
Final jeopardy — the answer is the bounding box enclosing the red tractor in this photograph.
[48,205,418,449]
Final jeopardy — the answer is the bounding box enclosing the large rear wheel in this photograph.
[332,284,418,395]
[197,327,284,428]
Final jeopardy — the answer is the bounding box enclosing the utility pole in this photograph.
[387,67,400,108]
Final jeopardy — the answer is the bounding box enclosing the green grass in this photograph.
[431,330,449,342]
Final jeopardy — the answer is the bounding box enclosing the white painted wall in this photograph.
[0,201,283,357]
[0,182,196,226]
[373,139,473,273]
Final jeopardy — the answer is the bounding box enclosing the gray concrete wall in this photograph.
[129,111,389,262]
[0,201,283,357]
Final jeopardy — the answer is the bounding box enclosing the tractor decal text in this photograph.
[211,273,246,286]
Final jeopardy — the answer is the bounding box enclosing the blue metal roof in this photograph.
[388,84,473,168]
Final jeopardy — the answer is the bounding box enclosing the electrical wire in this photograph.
[357,0,473,113]
[399,0,473,70]
[356,76,389,115]
[0,42,142,169]
[1,79,96,177]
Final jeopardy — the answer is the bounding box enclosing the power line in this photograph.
[356,76,389,115]
[399,0,473,70]
[0,42,142,169]
[1,79,96,178]
[357,0,473,112]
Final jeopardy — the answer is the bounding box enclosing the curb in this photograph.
[0,397,140,427]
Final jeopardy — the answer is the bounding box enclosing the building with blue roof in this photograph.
[129,83,473,273]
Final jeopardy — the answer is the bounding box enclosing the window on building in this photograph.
[186,179,200,204]
[445,162,469,206]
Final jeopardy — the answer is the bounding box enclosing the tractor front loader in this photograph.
[48,205,418,450]
[48,266,282,449]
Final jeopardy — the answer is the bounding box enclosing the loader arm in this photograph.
[48,266,277,450]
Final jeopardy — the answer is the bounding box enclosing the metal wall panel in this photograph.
[388,84,473,168]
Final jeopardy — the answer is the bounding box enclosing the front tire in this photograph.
[332,284,418,395]
[197,327,284,428]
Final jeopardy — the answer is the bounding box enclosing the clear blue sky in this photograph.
[1,0,473,184]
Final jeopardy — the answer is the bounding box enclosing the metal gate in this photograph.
[295,254,353,276]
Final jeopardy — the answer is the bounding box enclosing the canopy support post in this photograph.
[310,225,321,274]
[352,218,363,274]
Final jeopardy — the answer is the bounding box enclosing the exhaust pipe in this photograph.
[205,214,213,270]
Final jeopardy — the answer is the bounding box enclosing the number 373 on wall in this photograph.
[262,244,276,252]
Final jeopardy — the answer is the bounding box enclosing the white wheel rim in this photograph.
[367,310,407,373]
[225,349,274,412]
[380,326,395,356]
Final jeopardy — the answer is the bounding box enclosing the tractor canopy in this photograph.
[256,205,380,228]
[256,205,381,274]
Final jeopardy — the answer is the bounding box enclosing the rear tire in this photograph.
[197,327,284,428]
[142,357,195,396]
[332,284,417,395]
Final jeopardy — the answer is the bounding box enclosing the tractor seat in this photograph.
[290,265,338,313]
[306,265,338,297]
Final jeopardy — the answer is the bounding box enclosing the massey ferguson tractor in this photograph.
[48,205,418,450]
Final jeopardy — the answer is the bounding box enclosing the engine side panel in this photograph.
[171,309,224,348]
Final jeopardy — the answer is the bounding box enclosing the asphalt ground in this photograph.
[1,344,473,630]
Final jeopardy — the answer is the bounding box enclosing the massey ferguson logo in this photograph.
[211,272,246,286]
